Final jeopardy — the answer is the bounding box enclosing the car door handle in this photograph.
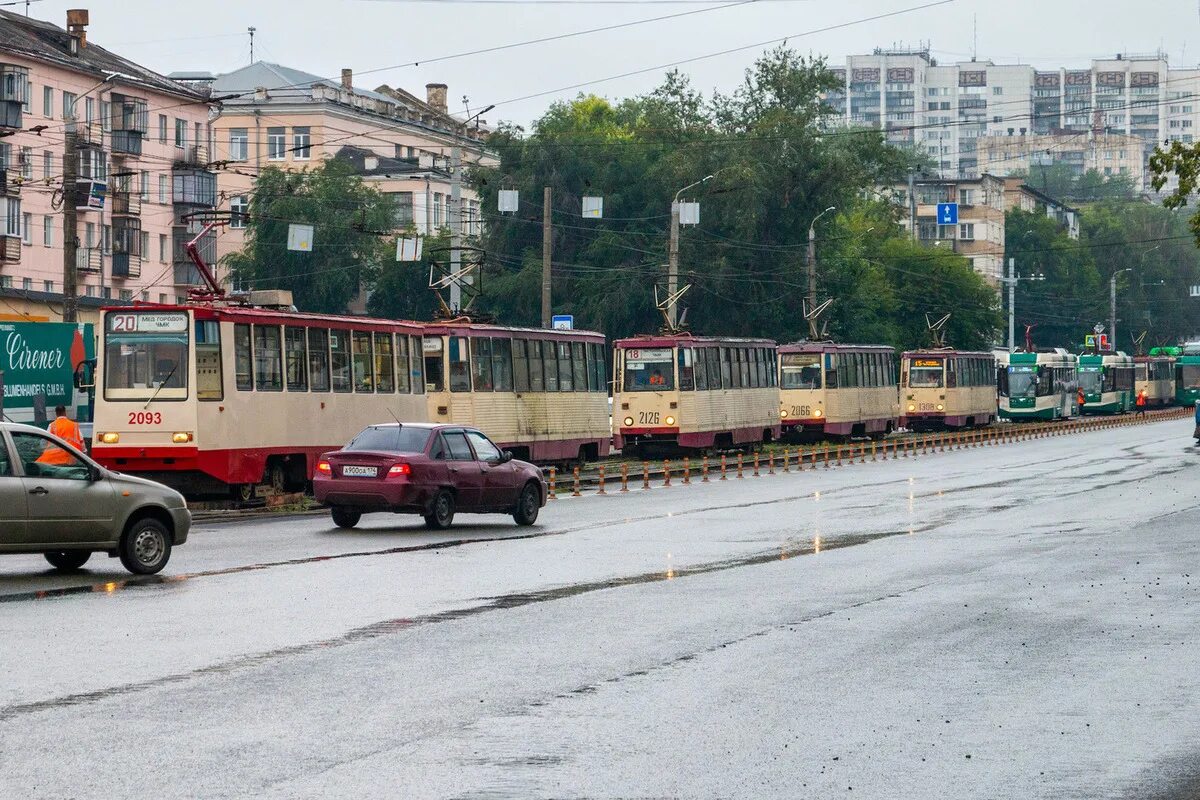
[449,466,459,473]
[28,486,48,496]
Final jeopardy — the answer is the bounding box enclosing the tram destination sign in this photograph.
[107,312,188,334]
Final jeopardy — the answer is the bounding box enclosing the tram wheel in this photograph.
[232,483,256,503]
[269,463,287,494]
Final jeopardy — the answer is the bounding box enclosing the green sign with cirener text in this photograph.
[0,321,94,424]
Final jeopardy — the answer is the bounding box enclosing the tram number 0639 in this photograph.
[790,405,812,417]
[637,411,660,425]
[128,411,163,425]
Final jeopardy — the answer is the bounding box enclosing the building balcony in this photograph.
[109,94,148,158]
[0,169,20,196]
[0,233,20,263]
[174,144,210,169]
[76,247,103,274]
[111,189,142,217]
[172,168,217,208]
[110,130,144,157]
[0,64,29,130]
[112,252,142,279]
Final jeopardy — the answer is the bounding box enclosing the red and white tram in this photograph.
[612,334,781,456]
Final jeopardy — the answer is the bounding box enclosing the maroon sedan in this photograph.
[313,423,548,530]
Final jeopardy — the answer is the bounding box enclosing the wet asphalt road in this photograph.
[3,418,1200,799]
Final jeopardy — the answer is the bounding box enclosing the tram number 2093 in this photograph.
[128,411,163,425]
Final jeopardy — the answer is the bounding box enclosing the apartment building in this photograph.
[1001,177,1080,240]
[977,132,1144,191]
[0,9,216,323]
[172,63,496,287]
[828,47,1200,188]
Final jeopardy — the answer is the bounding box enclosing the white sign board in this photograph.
[1191,285,1200,298]
[582,197,603,219]
[107,312,188,333]
[552,315,574,330]
[678,202,700,226]
[396,236,423,262]
[498,190,519,213]
[287,223,314,252]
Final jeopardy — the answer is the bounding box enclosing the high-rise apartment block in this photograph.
[827,47,1200,189]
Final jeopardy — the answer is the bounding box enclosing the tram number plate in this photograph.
[790,406,812,417]
[637,411,660,425]
[128,412,162,425]
[918,403,938,411]
[342,466,378,478]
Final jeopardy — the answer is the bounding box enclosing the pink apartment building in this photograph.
[0,9,216,323]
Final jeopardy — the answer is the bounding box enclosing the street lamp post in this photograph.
[667,175,714,328]
[805,206,836,327]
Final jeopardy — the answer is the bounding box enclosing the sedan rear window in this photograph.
[345,426,431,453]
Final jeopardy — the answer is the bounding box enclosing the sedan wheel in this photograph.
[513,483,540,526]
[331,507,361,529]
[424,489,456,530]
[44,551,91,571]
[118,519,172,575]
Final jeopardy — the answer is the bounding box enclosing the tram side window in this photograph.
[449,336,471,393]
[254,325,283,392]
[540,338,556,391]
[557,342,573,392]
[587,343,602,392]
[946,358,957,389]
[678,348,695,391]
[423,336,445,392]
[493,338,513,392]
[395,335,410,393]
[705,348,719,390]
[195,320,223,400]
[740,348,751,388]
[375,333,395,393]
[694,347,708,390]
[285,326,307,392]
[331,330,352,392]
[308,328,330,391]
[234,324,253,391]
[471,338,493,392]
[825,355,838,389]
[571,342,587,392]
[410,336,425,394]
[997,365,1008,395]
[513,339,530,392]
[352,331,374,393]
[1037,366,1054,396]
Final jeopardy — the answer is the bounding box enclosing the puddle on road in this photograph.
[0,525,933,721]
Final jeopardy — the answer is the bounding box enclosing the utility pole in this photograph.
[448,144,462,313]
[805,206,836,338]
[1109,272,1121,351]
[62,121,79,323]
[667,199,680,328]
[541,186,552,328]
[908,171,917,242]
[1007,257,1015,351]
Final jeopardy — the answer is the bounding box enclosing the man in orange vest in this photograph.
[38,405,86,465]
[1135,389,1148,417]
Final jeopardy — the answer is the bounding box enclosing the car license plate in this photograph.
[342,465,377,478]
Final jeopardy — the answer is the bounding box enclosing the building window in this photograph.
[174,118,186,148]
[119,289,133,302]
[959,223,975,240]
[85,284,97,297]
[267,127,286,160]
[292,127,311,160]
[42,150,52,179]
[158,174,168,204]
[21,212,31,245]
[103,287,112,300]
[229,128,248,161]
[42,85,51,117]
[19,146,31,179]
[140,170,149,200]
[62,91,76,120]
[388,192,414,227]
[159,233,167,262]
[43,215,52,246]
[230,195,248,228]
[140,231,149,258]
[993,86,1003,95]
[433,192,444,226]
[84,97,94,125]
[959,188,974,205]
[158,114,167,143]
[44,280,53,293]
[2,197,21,237]
[0,276,9,289]
[22,277,32,291]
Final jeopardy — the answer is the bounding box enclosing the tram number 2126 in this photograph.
[637,411,660,425]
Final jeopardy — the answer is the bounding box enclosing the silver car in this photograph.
[0,421,191,575]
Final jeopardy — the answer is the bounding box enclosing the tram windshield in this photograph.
[103,311,189,401]
[780,354,821,389]
[908,360,944,388]
[623,348,674,391]
[1005,366,1037,398]
[1078,368,1102,394]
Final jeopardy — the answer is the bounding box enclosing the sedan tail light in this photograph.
[387,463,411,478]
[316,460,332,475]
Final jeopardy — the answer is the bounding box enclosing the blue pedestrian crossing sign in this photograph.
[936,203,959,225]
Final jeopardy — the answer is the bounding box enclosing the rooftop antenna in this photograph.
[926,312,951,348]
[972,14,977,61]
[1023,322,1038,353]
[655,284,691,334]
[803,297,834,340]
[1132,330,1148,356]
[247,26,256,64]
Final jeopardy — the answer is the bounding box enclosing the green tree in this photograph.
[1012,164,1137,203]
[367,232,451,321]
[223,160,397,314]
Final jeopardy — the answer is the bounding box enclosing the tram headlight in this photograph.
[936,404,944,412]
[665,415,676,427]
[907,404,916,412]
[814,409,823,418]
[172,432,194,444]
[99,432,120,444]
[780,409,788,418]
[623,416,634,427]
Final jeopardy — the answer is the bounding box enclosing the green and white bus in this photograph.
[997,349,1079,421]
[1077,352,1135,414]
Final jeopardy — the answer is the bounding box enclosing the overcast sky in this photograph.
[25,0,1200,126]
